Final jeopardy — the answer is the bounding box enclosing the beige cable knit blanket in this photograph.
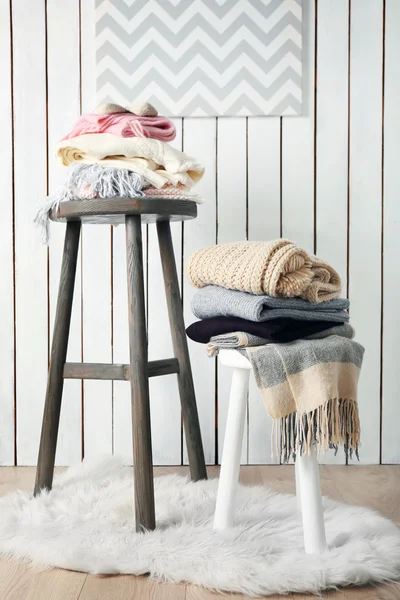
[56,133,204,189]
[187,240,341,303]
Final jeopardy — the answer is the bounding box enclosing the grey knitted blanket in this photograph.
[192,285,349,323]
[244,335,364,462]
[207,323,355,356]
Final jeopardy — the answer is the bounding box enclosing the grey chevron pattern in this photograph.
[96,0,303,117]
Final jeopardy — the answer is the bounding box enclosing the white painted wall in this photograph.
[0,0,398,466]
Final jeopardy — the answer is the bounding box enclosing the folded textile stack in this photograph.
[186,239,365,462]
[35,101,205,242]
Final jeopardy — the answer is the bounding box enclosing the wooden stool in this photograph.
[34,197,207,532]
[213,349,327,555]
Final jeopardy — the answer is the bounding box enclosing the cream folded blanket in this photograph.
[187,240,342,303]
[56,133,205,189]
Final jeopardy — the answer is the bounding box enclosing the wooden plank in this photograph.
[382,0,400,464]
[63,359,179,380]
[147,120,183,465]
[315,0,349,466]
[81,0,112,458]
[217,117,247,465]
[126,215,155,531]
[47,0,82,467]
[281,0,315,254]
[13,0,48,465]
[80,575,185,600]
[157,221,206,481]
[182,117,217,465]
[348,0,383,465]
[247,117,280,465]
[0,0,14,465]
[0,560,86,600]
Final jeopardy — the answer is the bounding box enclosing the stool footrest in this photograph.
[63,358,179,381]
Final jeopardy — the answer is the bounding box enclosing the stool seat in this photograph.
[50,197,197,224]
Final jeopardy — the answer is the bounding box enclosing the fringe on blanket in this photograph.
[34,164,147,244]
[272,398,361,463]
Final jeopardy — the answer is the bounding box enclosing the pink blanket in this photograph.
[60,112,176,142]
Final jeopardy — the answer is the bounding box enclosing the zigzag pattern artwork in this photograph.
[95,0,303,117]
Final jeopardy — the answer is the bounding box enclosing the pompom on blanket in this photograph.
[187,239,342,303]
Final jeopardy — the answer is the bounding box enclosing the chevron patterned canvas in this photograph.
[95,0,303,117]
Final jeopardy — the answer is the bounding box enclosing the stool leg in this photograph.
[125,215,155,531]
[34,221,81,496]
[156,220,207,481]
[297,445,327,554]
[295,455,302,514]
[214,367,250,530]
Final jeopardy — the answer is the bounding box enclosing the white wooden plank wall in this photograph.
[1,0,398,466]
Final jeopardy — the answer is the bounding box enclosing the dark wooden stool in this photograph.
[34,197,207,531]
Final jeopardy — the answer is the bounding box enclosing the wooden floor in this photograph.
[0,465,399,599]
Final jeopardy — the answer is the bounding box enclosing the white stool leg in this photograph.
[295,455,302,514]
[297,445,327,554]
[214,367,250,530]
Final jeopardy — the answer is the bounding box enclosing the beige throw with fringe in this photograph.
[187,239,341,303]
[244,335,364,462]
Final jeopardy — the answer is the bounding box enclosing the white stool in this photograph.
[213,349,327,555]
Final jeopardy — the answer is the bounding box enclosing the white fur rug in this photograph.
[0,456,400,597]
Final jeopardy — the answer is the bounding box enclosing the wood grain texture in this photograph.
[348,0,383,465]
[147,120,185,466]
[381,0,400,464]
[216,117,248,465]
[315,0,349,466]
[112,218,147,462]
[182,117,217,466]
[51,198,197,224]
[80,0,112,460]
[247,117,281,465]
[80,575,186,600]
[157,220,207,481]
[13,0,48,466]
[47,0,82,468]
[0,560,86,600]
[63,359,179,381]
[34,222,81,494]
[0,0,14,465]
[125,215,155,531]
[281,0,315,254]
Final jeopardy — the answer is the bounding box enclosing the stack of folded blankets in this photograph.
[186,239,365,462]
[35,101,204,242]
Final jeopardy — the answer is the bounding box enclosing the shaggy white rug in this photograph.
[0,456,400,597]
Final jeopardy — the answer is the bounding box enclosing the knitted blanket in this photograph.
[187,240,341,303]
[206,323,354,356]
[245,336,364,462]
[56,133,204,189]
[60,112,176,142]
[192,285,349,323]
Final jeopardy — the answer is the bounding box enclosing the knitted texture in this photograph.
[187,240,342,303]
[192,285,349,322]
